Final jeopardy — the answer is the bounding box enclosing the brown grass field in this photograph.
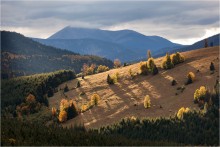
[49,46,219,129]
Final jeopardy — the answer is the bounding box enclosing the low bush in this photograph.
[210,62,215,71]
[186,72,195,85]
[171,79,177,86]
[139,62,148,75]
[97,65,109,73]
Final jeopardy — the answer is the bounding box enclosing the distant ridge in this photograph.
[34,26,183,62]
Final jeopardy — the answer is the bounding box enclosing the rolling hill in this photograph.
[1,31,113,78]
[34,26,183,62]
[48,46,219,129]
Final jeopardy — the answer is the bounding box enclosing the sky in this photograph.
[1,0,219,45]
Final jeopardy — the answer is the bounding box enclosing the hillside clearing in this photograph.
[49,46,219,129]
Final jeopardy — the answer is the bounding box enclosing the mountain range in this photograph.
[34,26,184,62]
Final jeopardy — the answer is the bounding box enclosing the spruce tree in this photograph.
[76,81,81,88]
[210,62,215,71]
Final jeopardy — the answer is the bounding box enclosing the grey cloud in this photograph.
[1,1,219,43]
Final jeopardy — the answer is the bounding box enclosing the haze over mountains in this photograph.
[34,26,184,62]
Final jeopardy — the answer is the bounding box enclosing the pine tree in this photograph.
[107,74,114,84]
[210,62,215,71]
[152,65,158,75]
[64,84,69,92]
[76,81,81,88]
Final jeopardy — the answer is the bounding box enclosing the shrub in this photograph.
[107,74,114,84]
[186,72,195,85]
[114,59,121,68]
[64,84,69,92]
[161,53,174,69]
[152,65,159,75]
[91,93,100,106]
[171,79,177,86]
[139,62,148,75]
[210,62,215,71]
[177,107,190,119]
[97,65,109,73]
[144,95,151,108]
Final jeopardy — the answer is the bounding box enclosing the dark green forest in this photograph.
[1,31,113,78]
[1,70,75,110]
[1,105,218,146]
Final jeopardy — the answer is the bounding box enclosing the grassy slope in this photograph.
[49,46,219,129]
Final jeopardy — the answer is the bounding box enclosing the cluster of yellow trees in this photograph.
[161,52,185,69]
[97,65,109,73]
[139,57,158,75]
[52,93,101,122]
[194,86,208,105]
[52,99,78,123]
[107,72,119,84]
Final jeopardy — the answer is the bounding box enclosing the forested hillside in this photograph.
[1,31,113,78]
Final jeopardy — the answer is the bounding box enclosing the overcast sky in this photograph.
[1,0,219,45]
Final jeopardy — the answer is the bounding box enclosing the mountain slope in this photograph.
[34,26,183,62]
[1,31,113,78]
[33,38,140,62]
[48,46,219,129]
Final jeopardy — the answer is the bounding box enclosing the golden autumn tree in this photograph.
[51,107,57,116]
[91,93,100,106]
[177,107,190,119]
[144,95,151,108]
[58,110,67,123]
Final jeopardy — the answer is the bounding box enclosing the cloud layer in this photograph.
[1,1,219,44]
